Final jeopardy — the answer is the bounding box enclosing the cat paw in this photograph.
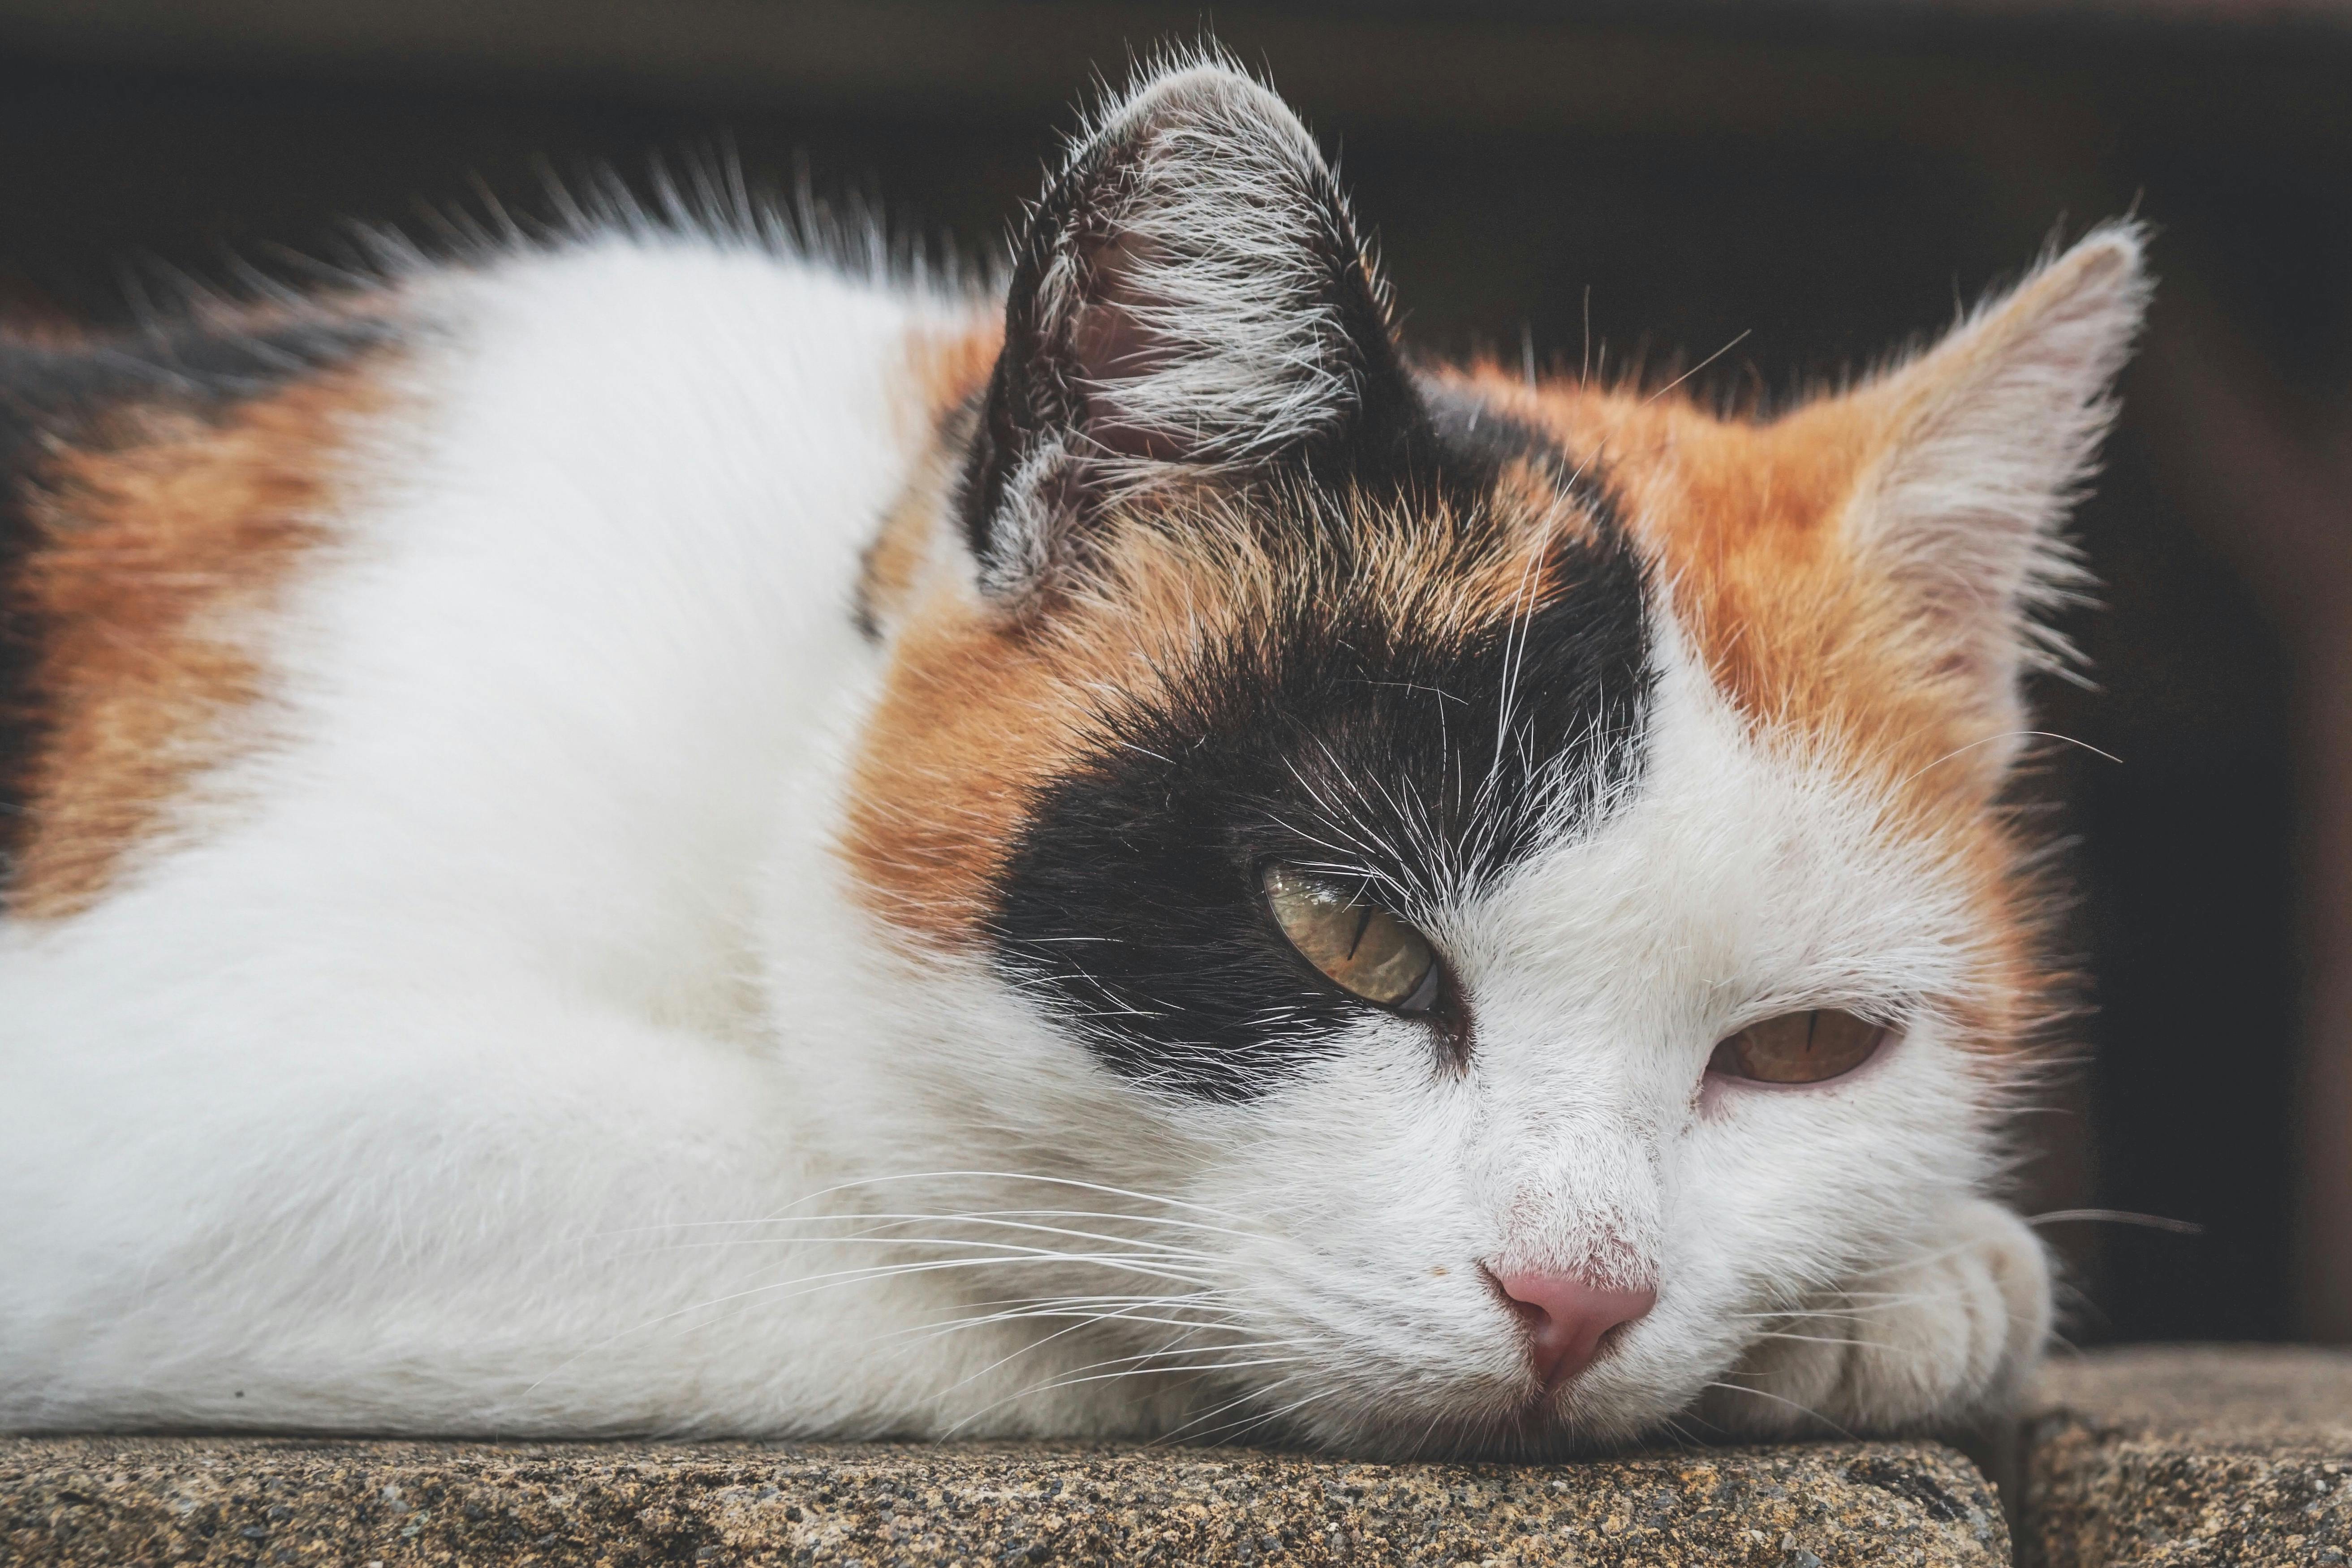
[1698,1197,2051,1437]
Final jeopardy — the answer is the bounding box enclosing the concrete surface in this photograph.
[2025,1343,2352,1568]
[3,1434,2007,1567]
[16,1345,2351,1566]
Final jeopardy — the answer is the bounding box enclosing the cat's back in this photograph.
[0,237,1004,1429]
[0,229,975,976]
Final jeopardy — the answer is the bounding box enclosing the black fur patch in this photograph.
[991,407,1654,1101]
[0,318,388,894]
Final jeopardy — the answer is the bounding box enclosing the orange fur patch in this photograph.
[4,364,384,918]
[856,320,1003,638]
[906,319,1005,432]
[1445,365,1985,827]
[841,469,1605,949]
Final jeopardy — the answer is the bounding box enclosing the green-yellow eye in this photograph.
[1262,863,1441,1013]
[1709,1010,1886,1085]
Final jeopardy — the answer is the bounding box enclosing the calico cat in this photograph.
[0,56,2145,1456]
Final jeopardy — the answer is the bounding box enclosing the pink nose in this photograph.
[1488,1268,1657,1388]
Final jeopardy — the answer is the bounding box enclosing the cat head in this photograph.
[825,56,2145,1453]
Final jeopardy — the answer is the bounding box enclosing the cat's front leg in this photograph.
[1697,1197,2051,1437]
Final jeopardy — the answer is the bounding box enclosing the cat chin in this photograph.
[1124,1313,1714,1461]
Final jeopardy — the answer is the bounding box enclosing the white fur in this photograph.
[0,69,2136,1453]
[1044,63,1365,461]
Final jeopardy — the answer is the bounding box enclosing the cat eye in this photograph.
[1708,1009,1886,1085]
[1262,864,1441,1013]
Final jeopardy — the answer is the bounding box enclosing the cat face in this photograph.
[829,58,2144,1453]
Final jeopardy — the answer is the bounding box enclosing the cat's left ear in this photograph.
[957,60,1420,596]
[1842,224,2151,766]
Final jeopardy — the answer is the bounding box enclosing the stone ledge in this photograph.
[2024,1344,2352,1568]
[20,1347,2352,1565]
[3,1435,2007,1567]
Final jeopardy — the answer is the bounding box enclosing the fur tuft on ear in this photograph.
[960,52,1414,595]
[1844,223,2152,756]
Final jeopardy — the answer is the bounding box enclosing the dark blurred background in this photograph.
[4,0,2347,1348]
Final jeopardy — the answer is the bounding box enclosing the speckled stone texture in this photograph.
[2025,1344,2352,1568]
[3,1436,2008,1567]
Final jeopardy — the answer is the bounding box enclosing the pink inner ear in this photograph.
[1067,231,1190,461]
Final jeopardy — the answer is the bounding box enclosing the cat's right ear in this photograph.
[957,60,1416,598]
[1836,225,2150,780]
